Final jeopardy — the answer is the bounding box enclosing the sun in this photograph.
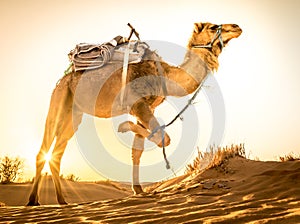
[44,152,52,163]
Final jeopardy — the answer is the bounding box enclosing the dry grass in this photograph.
[186,144,246,173]
[279,153,300,162]
[65,174,80,182]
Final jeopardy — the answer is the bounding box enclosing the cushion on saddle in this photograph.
[68,40,149,71]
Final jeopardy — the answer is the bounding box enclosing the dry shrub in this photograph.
[186,144,246,173]
[0,156,24,184]
[65,174,80,182]
[279,153,300,162]
[185,147,214,173]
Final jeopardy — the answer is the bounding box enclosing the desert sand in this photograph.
[1,156,300,223]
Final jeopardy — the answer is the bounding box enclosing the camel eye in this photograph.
[210,25,219,30]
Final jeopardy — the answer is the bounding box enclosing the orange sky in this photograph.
[0,0,300,181]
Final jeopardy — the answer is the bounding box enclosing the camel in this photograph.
[27,22,242,206]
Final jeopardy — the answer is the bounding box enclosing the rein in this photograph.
[128,23,223,174]
[192,25,224,49]
[149,25,224,172]
[148,75,210,173]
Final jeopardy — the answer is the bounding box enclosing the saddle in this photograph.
[68,37,149,72]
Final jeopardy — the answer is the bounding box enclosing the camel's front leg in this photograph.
[118,121,169,147]
[128,100,171,147]
[124,100,171,194]
[132,132,144,194]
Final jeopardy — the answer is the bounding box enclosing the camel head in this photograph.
[189,22,242,51]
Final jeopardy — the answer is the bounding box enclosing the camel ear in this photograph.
[194,23,203,33]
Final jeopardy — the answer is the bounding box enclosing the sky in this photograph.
[0,0,300,182]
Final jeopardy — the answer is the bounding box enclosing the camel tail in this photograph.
[38,75,73,157]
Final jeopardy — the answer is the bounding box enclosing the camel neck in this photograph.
[180,49,209,81]
[163,46,220,96]
[186,47,220,71]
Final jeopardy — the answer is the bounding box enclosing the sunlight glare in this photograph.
[42,152,52,174]
[44,152,52,163]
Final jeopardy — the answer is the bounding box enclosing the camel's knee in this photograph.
[132,156,141,165]
[149,131,171,148]
[119,121,171,148]
[118,121,150,138]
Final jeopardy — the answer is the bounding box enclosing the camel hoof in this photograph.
[132,185,144,195]
[58,200,68,205]
[27,201,40,206]
[118,121,134,133]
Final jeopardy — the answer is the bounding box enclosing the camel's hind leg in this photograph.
[27,82,71,206]
[27,118,56,206]
[49,106,82,205]
[27,76,82,206]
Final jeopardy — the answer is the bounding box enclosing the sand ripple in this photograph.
[1,157,300,223]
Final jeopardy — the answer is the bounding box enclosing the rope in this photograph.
[148,75,209,171]
[120,42,131,107]
[98,44,113,67]
[70,43,114,72]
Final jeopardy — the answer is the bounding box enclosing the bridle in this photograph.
[192,25,224,50]
[150,24,224,173]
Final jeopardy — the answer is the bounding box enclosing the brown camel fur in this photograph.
[27,22,242,205]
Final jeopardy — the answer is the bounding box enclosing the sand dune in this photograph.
[0,176,131,206]
[1,157,300,223]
